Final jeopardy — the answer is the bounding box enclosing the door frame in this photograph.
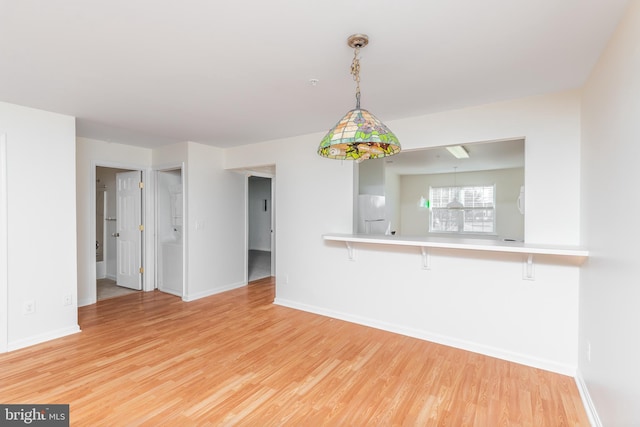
[153,162,186,298]
[91,161,153,303]
[245,170,276,282]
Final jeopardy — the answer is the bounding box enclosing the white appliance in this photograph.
[358,194,388,234]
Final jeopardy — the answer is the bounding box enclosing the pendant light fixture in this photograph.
[447,166,464,209]
[318,34,401,162]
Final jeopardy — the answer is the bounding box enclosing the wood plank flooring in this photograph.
[0,277,590,426]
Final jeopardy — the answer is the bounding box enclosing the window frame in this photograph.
[428,184,497,235]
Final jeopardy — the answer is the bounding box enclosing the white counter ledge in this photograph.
[323,234,588,279]
[323,233,588,257]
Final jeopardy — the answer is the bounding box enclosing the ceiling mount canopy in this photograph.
[318,34,401,162]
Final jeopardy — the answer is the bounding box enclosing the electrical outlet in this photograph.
[63,295,73,306]
[23,300,35,315]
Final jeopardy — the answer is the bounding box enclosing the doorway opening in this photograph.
[155,167,184,297]
[95,166,143,301]
[248,175,274,282]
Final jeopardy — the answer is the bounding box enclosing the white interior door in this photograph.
[116,171,142,290]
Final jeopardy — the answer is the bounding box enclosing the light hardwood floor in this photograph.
[0,277,589,425]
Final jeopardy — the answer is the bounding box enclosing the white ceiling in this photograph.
[0,0,630,149]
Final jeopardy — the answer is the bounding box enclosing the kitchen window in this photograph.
[429,185,495,234]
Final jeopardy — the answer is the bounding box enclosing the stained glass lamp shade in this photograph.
[318,34,400,162]
[318,109,400,161]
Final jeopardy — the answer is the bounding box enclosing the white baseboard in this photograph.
[7,325,81,352]
[575,369,601,427]
[183,281,246,302]
[274,297,576,376]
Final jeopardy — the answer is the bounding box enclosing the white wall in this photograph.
[226,90,582,375]
[393,93,581,245]
[248,176,272,251]
[1,134,8,352]
[76,137,152,306]
[580,1,640,425]
[152,141,187,168]
[183,141,245,301]
[399,168,524,240]
[358,158,385,196]
[78,139,245,305]
[0,101,79,350]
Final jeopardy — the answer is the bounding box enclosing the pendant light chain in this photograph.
[317,33,400,160]
[351,46,361,109]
